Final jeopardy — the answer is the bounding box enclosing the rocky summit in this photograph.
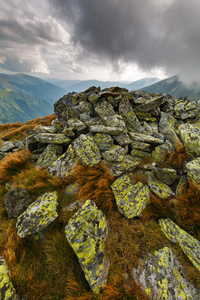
[0,86,200,299]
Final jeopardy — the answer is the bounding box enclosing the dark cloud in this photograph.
[49,0,200,81]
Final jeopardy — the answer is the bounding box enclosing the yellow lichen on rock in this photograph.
[65,200,109,293]
[0,258,18,300]
[16,191,58,238]
[159,218,200,271]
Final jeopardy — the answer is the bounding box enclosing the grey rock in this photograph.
[3,187,31,218]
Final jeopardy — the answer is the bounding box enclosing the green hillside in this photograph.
[143,75,200,100]
[0,73,66,105]
[0,90,53,124]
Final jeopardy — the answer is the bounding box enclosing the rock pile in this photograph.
[1,86,200,298]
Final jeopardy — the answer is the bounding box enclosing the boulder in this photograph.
[131,140,151,152]
[131,149,152,159]
[102,145,127,162]
[65,183,80,199]
[134,95,165,112]
[174,98,200,120]
[94,100,115,120]
[16,191,58,238]
[152,167,177,185]
[159,219,200,271]
[103,155,141,177]
[186,157,200,190]
[88,93,100,103]
[178,123,200,159]
[90,125,123,135]
[111,174,150,218]
[147,175,175,199]
[152,140,175,164]
[175,175,187,196]
[54,93,80,126]
[132,247,199,300]
[0,141,16,152]
[65,200,109,293]
[129,132,164,144]
[47,148,76,179]
[93,133,114,151]
[67,118,87,134]
[35,133,71,146]
[3,187,31,218]
[0,257,18,300]
[72,134,101,166]
[36,144,63,169]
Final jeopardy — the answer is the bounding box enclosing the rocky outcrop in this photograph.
[65,200,109,293]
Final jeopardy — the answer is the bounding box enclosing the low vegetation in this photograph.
[0,118,200,299]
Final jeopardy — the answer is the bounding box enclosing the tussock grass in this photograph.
[0,149,32,183]
[68,162,116,214]
[161,142,189,171]
[0,114,56,144]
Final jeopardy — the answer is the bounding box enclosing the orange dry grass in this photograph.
[1,114,57,142]
[0,149,32,182]
[163,142,188,170]
[68,162,116,214]
[172,182,200,239]
[65,273,149,300]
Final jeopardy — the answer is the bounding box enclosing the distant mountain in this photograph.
[124,77,160,90]
[0,90,53,124]
[142,75,200,100]
[0,73,66,105]
[44,77,160,93]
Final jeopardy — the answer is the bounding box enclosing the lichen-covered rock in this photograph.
[78,100,92,114]
[131,149,151,159]
[47,148,76,179]
[111,174,150,218]
[103,155,141,177]
[94,100,115,120]
[0,141,16,152]
[34,125,58,134]
[3,187,31,218]
[90,125,123,135]
[104,114,126,129]
[73,134,101,166]
[67,118,87,134]
[152,167,177,185]
[132,247,199,300]
[147,175,175,199]
[113,132,131,146]
[175,175,187,196]
[36,144,63,169]
[174,98,200,120]
[35,133,71,146]
[178,123,200,159]
[159,112,181,148]
[88,93,100,103]
[65,183,80,198]
[93,133,114,151]
[152,140,175,164]
[131,140,151,152]
[159,219,200,271]
[186,157,200,191]
[129,131,164,144]
[25,134,39,151]
[54,93,80,126]
[0,258,18,300]
[16,191,58,238]
[135,95,165,112]
[102,145,127,162]
[65,200,109,293]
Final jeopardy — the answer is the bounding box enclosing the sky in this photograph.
[0,0,200,82]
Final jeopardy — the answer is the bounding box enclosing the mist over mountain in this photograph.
[143,76,200,100]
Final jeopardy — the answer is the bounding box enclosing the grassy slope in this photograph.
[0,73,66,105]
[0,90,53,124]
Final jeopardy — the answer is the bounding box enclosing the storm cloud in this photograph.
[49,0,200,81]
